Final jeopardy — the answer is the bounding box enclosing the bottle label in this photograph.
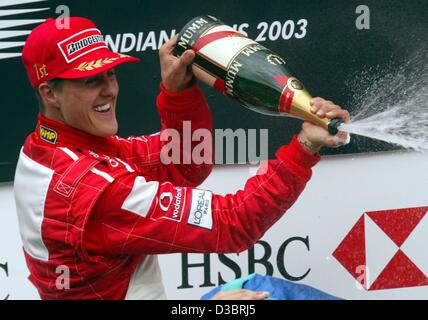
[278,76,294,113]
[191,24,263,97]
[175,16,221,54]
[278,77,305,113]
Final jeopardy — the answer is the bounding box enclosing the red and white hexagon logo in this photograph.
[333,206,428,290]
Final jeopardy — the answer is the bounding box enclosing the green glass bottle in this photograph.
[174,15,343,134]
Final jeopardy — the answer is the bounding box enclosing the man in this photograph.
[15,17,349,300]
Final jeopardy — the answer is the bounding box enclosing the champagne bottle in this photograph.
[174,15,343,134]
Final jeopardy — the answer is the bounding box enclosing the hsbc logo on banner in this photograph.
[333,206,428,291]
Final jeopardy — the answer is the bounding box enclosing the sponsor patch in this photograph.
[153,187,186,222]
[187,189,213,230]
[39,126,58,144]
[57,28,107,63]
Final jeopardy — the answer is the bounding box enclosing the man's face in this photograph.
[54,69,119,137]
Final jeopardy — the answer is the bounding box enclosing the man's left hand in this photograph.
[297,97,351,153]
[159,35,195,92]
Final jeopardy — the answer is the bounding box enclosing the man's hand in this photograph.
[298,97,351,154]
[159,35,195,92]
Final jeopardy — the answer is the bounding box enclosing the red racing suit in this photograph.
[14,83,320,300]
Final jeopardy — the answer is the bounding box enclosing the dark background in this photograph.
[1,0,427,181]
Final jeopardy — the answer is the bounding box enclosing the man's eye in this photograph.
[85,78,98,85]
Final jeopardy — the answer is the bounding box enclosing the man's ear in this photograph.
[38,82,60,109]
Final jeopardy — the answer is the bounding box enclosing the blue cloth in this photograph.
[201,273,342,300]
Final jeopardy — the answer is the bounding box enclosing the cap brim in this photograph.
[57,50,140,79]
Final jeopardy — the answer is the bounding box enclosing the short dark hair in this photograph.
[34,78,64,113]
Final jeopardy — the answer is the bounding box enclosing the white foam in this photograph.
[341,51,428,152]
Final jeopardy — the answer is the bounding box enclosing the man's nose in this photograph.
[100,76,118,97]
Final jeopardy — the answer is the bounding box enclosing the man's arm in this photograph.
[86,87,350,256]
[115,36,212,187]
[84,135,319,255]
[156,81,213,186]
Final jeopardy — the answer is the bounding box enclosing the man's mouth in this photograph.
[93,103,112,113]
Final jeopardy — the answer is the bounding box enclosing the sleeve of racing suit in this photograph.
[114,81,213,188]
[83,136,320,255]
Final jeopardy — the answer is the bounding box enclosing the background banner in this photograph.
[3,151,428,299]
[0,0,427,181]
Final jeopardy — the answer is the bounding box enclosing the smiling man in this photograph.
[16,16,213,300]
[15,17,349,300]
[38,68,120,137]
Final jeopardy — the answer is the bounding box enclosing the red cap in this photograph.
[22,17,139,87]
